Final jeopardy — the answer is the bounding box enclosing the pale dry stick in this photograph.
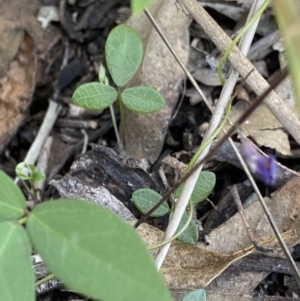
[80,129,88,154]
[55,118,98,129]
[178,0,300,146]
[155,0,266,269]
[22,101,61,166]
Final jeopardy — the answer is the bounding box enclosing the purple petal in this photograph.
[241,138,277,186]
[255,155,277,186]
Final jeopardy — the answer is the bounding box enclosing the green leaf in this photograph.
[105,24,143,87]
[27,199,172,301]
[182,289,207,301]
[172,211,198,245]
[131,0,155,14]
[132,188,169,217]
[174,171,216,204]
[72,82,117,110]
[31,170,46,184]
[121,86,165,114]
[16,162,45,184]
[0,170,26,222]
[0,221,34,301]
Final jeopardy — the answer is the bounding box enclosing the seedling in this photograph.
[15,162,45,185]
[15,162,46,200]
[72,24,165,153]
[132,171,216,244]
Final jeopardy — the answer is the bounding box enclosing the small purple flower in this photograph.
[241,138,277,186]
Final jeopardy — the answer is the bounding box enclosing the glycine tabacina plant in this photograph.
[0,169,172,301]
[132,171,216,244]
[72,24,165,146]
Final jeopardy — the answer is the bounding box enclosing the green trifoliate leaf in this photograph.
[72,82,117,110]
[121,86,165,114]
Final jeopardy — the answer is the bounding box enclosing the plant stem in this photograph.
[218,0,270,84]
[18,216,27,225]
[109,105,124,156]
[35,273,55,286]
[20,179,37,202]
[118,92,126,150]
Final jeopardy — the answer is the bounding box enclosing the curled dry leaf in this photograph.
[0,31,36,152]
[124,0,190,163]
[137,222,253,289]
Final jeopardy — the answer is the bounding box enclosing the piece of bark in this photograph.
[51,144,164,219]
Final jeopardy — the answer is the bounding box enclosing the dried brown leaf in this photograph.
[227,100,291,156]
[136,222,253,289]
[0,32,36,151]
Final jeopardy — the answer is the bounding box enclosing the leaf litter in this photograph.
[1,0,300,299]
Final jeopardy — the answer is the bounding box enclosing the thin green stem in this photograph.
[109,104,124,156]
[218,0,270,84]
[118,92,126,149]
[148,201,193,250]
[35,273,55,287]
[18,216,27,225]
[20,179,37,202]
